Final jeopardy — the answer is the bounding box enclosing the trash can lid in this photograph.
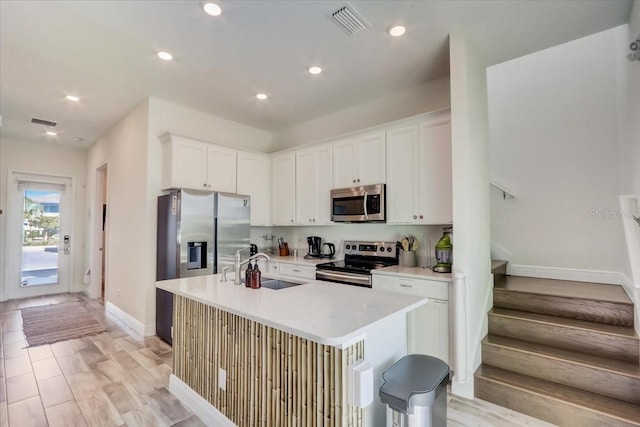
[379,354,449,414]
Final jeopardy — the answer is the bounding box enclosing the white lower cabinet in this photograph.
[265,262,316,281]
[372,274,449,364]
[278,263,316,280]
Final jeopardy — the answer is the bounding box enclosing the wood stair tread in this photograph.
[476,365,640,424]
[491,260,508,271]
[494,276,632,304]
[484,334,640,378]
[490,307,639,338]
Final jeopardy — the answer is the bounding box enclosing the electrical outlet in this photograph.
[218,368,227,390]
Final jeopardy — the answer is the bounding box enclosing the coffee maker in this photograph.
[306,236,322,258]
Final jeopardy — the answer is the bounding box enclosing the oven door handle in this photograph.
[363,191,368,220]
[316,270,371,287]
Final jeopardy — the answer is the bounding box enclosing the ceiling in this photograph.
[0,0,632,149]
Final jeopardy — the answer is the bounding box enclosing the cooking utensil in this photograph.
[402,238,409,251]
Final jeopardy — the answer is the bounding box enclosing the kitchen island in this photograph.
[156,274,427,427]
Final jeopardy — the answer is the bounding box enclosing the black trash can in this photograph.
[379,354,449,427]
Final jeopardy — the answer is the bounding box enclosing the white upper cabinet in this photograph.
[418,121,452,224]
[206,144,237,193]
[271,152,296,226]
[386,115,452,224]
[386,124,421,224]
[161,134,209,191]
[295,143,333,225]
[333,130,386,188]
[161,133,236,193]
[237,151,271,226]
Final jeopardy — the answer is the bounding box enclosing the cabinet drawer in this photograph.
[372,275,448,300]
[279,263,316,280]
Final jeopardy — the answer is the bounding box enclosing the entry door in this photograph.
[4,173,72,300]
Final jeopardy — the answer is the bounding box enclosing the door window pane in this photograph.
[21,190,60,286]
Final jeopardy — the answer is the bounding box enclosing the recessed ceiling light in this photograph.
[308,66,322,75]
[387,25,406,37]
[203,2,222,16]
[65,95,80,102]
[73,137,84,143]
[256,93,268,100]
[157,51,173,61]
[45,131,57,136]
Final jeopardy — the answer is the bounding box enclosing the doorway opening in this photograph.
[5,172,72,301]
[96,165,108,301]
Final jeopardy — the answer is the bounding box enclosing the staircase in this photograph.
[475,263,640,426]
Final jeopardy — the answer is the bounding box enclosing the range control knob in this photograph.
[379,247,384,252]
[387,247,393,252]
[346,245,351,250]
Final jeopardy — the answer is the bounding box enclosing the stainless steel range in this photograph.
[315,240,398,287]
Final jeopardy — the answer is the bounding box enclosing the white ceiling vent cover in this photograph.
[329,4,369,35]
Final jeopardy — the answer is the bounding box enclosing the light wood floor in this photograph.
[0,293,555,427]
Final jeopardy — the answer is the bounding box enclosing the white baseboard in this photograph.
[105,302,146,340]
[619,273,636,302]
[451,379,474,400]
[169,375,235,427]
[510,265,623,285]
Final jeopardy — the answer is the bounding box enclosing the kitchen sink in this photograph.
[260,279,305,290]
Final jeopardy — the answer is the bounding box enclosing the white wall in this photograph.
[628,0,640,197]
[147,97,274,154]
[449,30,492,399]
[0,137,87,300]
[85,100,150,330]
[272,76,451,151]
[488,26,629,279]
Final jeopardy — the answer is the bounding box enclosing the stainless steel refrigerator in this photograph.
[156,189,250,344]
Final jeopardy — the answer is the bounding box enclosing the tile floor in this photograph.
[0,292,555,427]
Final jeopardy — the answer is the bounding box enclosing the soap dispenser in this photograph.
[245,261,254,288]
[251,261,262,289]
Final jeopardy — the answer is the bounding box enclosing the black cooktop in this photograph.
[316,256,397,274]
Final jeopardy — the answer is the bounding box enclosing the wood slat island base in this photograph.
[157,275,427,426]
[173,295,364,426]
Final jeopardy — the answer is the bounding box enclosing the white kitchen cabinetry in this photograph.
[206,145,237,193]
[296,143,333,225]
[386,116,452,224]
[237,152,271,226]
[333,130,386,188]
[271,152,296,225]
[265,262,316,281]
[278,263,316,280]
[161,133,237,193]
[372,274,449,364]
[161,134,208,191]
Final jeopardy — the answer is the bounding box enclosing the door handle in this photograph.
[63,235,70,255]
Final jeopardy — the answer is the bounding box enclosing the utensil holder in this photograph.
[400,250,416,267]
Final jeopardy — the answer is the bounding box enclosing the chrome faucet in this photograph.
[234,247,271,285]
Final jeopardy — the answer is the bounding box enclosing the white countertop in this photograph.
[373,265,453,282]
[266,254,340,266]
[156,274,426,347]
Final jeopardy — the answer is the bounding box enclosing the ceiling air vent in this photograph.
[329,4,369,35]
[31,117,57,127]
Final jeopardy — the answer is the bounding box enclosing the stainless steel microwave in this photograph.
[331,184,386,223]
